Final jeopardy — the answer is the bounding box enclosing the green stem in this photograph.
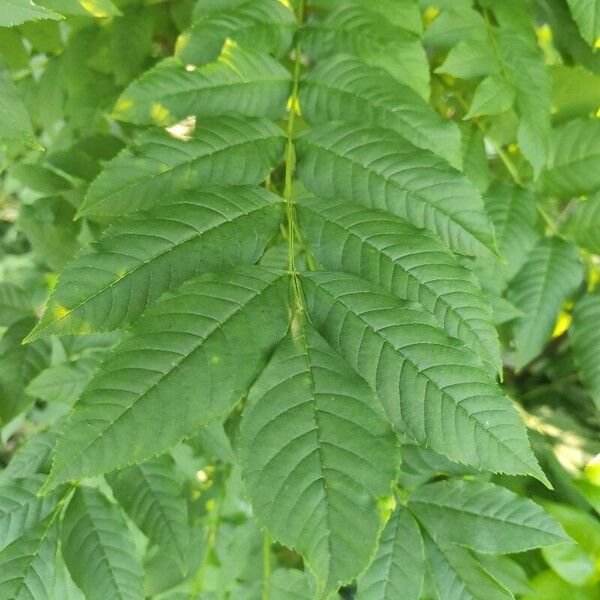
[262,530,271,600]
[189,474,226,600]
[454,91,524,187]
[283,0,306,308]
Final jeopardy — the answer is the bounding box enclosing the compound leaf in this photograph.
[300,2,429,98]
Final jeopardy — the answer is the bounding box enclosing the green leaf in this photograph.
[36,0,120,17]
[0,283,32,327]
[483,182,540,280]
[550,65,600,121]
[301,272,547,482]
[9,164,71,194]
[61,487,143,600]
[26,187,283,341]
[26,353,104,405]
[299,54,462,168]
[238,318,399,598]
[109,6,153,85]
[0,431,58,483]
[356,506,424,600]
[563,192,600,253]
[19,196,80,271]
[570,292,600,409]
[424,3,486,49]
[437,39,498,79]
[0,0,60,26]
[78,116,285,218]
[465,75,515,119]
[268,568,314,600]
[439,5,551,176]
[475,554,533,596]
[0,476,62,551]
[409,479,567,553]
[176,0,296,65]
[295,122,496,258]
[0,516,58,600]
[43,267,290,489]
[507,237,583,370]
[566,0,600,48]
[52,548,85,600]
[424,534,513,600]
[0,68,39,148]
[113,44,291,126]
[483,3,552,177]
[400,445,480,480]
[106,454,189,570]
[312,0,423,34]
[299,2,430,99]
[543,118,600,197]
[0,318,51,423]
[461,123,491,194]
[296,197,501,374]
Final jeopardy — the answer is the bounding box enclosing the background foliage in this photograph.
[0,0,599,599]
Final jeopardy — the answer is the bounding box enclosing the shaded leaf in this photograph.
[507,237,583,370]
[61,487,143,600]
[356,506,424,600]
[106,454,189,570]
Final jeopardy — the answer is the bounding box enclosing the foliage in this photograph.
[0,0,599,599]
